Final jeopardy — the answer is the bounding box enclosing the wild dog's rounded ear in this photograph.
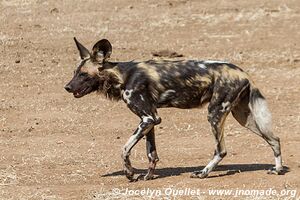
[91,39,112,63]
[74,37,90,60]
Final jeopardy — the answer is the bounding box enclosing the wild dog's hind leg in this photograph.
[191,79,249,178]
[191,104,230,178]
[231,88,284,175]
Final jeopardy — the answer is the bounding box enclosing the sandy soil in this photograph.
[1,0,300,199]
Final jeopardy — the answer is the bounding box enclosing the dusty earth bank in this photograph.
[0,0,300,199]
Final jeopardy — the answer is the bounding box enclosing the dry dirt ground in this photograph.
[1,0,300,199]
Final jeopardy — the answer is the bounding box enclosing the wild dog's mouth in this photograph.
[73,87,89,98]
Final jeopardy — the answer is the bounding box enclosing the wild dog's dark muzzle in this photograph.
[64,84,73,93]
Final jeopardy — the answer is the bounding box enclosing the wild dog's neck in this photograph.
[96,62,124,101]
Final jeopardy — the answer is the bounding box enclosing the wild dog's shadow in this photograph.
[101,164,289,179]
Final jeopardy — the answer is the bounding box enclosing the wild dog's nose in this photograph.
[64,85,72,93]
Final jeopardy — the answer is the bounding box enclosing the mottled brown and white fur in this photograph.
[65,38,285,181]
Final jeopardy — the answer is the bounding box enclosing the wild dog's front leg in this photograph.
[121,88,160,181]
[121,127,144,180]
[144,127,159,180]
[121,117,156,180]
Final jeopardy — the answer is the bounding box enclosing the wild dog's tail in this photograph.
[249,85,272,133]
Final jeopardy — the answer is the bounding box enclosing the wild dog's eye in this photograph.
[79,72,88,77]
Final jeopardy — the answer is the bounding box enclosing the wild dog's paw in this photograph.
[131,174,146,182]
[190,170,208,179]
[143,173,155,181]
[267,167,285,175]
[123,160,135,181]
[125,171,134,180]
[129,173,155,182]
[124,168,135,181]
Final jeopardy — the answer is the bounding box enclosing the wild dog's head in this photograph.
[64,38,112,98]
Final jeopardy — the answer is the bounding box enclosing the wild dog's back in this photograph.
[122,59,251,109]
[121,59,213,108]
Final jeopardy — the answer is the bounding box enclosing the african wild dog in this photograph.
[65,38,284,181]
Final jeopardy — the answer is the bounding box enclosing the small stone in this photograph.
[50,8,59,14]
[51,59,59,64]
[293,59,300,63]
[15,60,20,63]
